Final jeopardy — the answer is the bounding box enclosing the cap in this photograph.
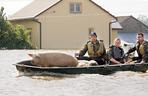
[90,32,97,37]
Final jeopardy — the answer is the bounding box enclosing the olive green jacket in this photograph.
[79,40,109,60]
[127,40,148,59]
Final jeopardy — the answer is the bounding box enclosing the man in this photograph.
[126,32,148,63]
[76,32,106,65]
[76,32,120,65]
[107,38,124,64]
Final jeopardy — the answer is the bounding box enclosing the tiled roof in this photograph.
[117,16,148,33]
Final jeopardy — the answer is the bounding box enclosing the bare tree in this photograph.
[137,15,148,26]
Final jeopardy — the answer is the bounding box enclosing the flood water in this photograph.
[0,50,148,96]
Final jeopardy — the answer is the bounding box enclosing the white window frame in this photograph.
[70,2,82,13]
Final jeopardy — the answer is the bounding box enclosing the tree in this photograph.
[137,15,148,26]
[0,7,33,49]
[14,25,33,49]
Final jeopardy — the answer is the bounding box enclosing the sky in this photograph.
[0,0,148,18]
[96,0,148,17]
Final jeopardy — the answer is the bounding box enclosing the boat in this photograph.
[13,60,148,76]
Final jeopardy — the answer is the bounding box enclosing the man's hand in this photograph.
[140,60,144,64]
[75,53,79,57]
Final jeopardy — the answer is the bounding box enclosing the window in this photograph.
[88,28,94,39]
[70,2,82,13]
[88,28,94,35]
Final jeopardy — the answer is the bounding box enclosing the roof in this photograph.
[117,16,148,33]
[8,0,61,20]
[111,20,122,29]
[8,0,116,21]
[117,16,131,23]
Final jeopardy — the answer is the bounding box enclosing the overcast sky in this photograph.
[0,0,148,18]
[96,0,148,17]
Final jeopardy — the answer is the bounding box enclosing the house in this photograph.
[9,0,122,49]
[117,16,148,43]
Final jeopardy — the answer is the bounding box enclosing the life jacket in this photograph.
[86,40,105,57]
[143,41,148,63]
[135,40,148,59]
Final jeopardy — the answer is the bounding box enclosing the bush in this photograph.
[0,7,33,49]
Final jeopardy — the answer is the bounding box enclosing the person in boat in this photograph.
[126,32,148,63]
[76,32,120,65]
[107,38,124,64]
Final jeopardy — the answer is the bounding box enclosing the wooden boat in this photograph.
[13,60,148,76]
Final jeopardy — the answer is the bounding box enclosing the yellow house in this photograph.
[9,0,122,49]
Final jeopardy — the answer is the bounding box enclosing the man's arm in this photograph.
[127,46,136,54]
[79,44,88,57]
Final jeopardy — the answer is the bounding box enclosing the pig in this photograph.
[28,52,78,67]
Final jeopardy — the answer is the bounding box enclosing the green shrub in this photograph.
[0,7,33,49]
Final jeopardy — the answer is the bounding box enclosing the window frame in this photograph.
[70,2,82,13]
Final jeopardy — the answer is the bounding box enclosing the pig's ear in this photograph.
[28,54,34,57]
[28,53,40,58]
[36,54,40,58]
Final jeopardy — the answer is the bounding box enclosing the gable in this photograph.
[9,0,116,21]
[37,0,115,19]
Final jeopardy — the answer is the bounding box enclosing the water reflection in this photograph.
[114,70,148,76]
[17,71,79,81]
[16,70,148,81]
[31,75,78,81]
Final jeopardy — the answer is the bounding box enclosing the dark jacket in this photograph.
[107,45,124,63]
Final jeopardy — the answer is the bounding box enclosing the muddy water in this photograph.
[0,50,148,96]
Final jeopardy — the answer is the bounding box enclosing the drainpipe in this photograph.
[33,19,42,49]
[109,20,117,46]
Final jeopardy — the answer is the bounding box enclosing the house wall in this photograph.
[112,29,118,45]
[11,20,40,48]
[36,0,113,49]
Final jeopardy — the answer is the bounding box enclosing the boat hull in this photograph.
[14,60,148,75]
